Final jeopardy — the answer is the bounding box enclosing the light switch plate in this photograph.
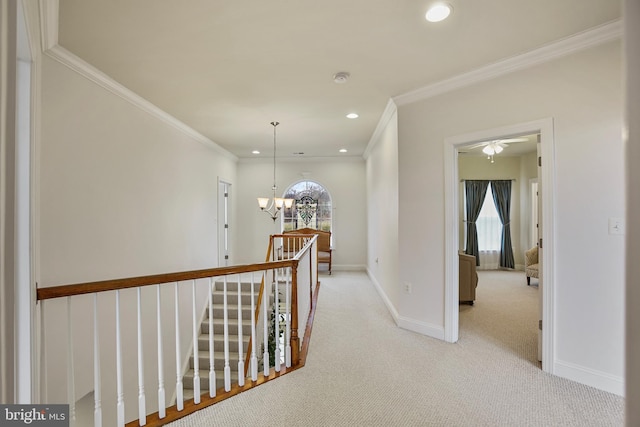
[608,218,624,235]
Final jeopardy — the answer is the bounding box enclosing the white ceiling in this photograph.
[459,134,538,157]
[57,0,620,159]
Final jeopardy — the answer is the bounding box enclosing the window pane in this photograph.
[282,180,332,232]
[477,186,502,251]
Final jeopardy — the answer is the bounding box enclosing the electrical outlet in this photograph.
[403,282,412,294]
[609,218,624,235]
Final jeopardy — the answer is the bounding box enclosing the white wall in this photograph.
[365,109,400,316]
[397,41,624,393]
[40,55,236,284]
[38,52,237,423]
[235,157,367,269]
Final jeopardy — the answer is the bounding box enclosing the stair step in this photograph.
[190,350,249,370]
[208,304,253,320]
[212,291,255,305]
[183,367,247,392]
[200,318,253,335]
[214,281,257,292]
[196,333,249,350]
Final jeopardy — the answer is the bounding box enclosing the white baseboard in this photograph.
[366,269,445,341]
[554,359,624,396]
[330,264,366,272]
[396,316,445,340]
[366,268,400,319]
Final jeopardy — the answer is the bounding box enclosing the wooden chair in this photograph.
[282,227,332,274]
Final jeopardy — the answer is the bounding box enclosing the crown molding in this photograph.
[44,45,238,161]
[393,19,622,106]
[238,155,365,164]
[363,99,397,160]
[38,0,58,52]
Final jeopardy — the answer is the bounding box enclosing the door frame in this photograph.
[443,118,556,374]
[218,178,232,266]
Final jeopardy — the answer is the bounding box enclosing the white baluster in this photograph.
[116,291,124,427]
[223,277,231,391]
[250,273,258,381]
[174,283,184,411]
[93,295,102,427]
[285,267,292,368]
[67,297,76,426]
[156,285,166,419]
[274,270,281,372]
[191,280,201,403]
[237,276,244,386]
[263,272,269,376]
[208,278,216,398]
[40,301,48,403]
[137,288,147,425]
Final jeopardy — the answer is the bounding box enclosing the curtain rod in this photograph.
[459,179,516,182]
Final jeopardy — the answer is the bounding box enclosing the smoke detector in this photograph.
[333,72,350,84]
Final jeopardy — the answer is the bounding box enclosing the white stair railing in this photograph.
[207,277,216,398]
[137,288,147,425]
[36,240,317,427]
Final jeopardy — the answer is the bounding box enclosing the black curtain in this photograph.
[464,180,489,266]
[490,180,515,269]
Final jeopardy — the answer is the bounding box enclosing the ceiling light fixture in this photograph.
[257,121,294,221]
[252,150,260,154]
[346,113,359,119]
[339,149,348,153]
[333,72,350,84]
[482,142,504,163]
[426,2,452,22]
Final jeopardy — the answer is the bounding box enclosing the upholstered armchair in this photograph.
[459,252,478,304]
[525,246,539,285]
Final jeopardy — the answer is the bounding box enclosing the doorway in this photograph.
[443,119,556,374]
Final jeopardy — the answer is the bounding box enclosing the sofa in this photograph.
[525,246,539,285]
[282,227,332,274]
[459,252,478,304]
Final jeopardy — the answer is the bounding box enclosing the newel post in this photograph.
[290,264,300,366]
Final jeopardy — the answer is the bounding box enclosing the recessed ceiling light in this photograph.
[346,113,359,119]
[252,150,260,154]
[340,149,348,153]
[426,2,452,22]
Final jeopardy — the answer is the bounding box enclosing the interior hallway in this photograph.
[168,271,623,427]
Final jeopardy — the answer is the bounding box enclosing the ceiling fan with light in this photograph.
[464,137,529,163]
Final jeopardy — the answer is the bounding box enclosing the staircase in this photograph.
[183,279,261,400]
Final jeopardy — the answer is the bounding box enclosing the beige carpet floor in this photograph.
[168,270,624,427]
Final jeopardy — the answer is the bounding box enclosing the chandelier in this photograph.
[257,121,293,221]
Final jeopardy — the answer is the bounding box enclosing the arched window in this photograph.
[282,181,332,232]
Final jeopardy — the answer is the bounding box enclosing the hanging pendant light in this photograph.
[257,121,294,221]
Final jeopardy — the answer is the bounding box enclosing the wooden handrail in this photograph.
[36,259,298,301]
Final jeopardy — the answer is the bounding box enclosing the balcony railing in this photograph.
[36,234,319,426]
